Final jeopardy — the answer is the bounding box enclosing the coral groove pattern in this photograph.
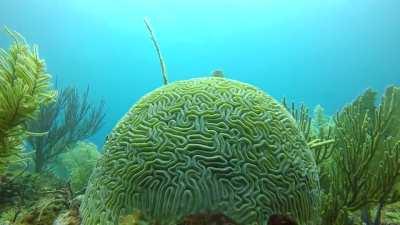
[80,77,320,225]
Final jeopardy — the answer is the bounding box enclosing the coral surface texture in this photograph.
[80,77,320,225]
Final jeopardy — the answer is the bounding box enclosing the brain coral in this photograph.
[80,77,320,225]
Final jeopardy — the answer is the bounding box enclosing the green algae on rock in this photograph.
[80,77,320,225]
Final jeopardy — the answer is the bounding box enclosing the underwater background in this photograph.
[1,0,399,147]
[1,1,400,225]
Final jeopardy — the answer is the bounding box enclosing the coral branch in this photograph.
[0,28,56,174]
[26,86,105,173]
[144,17,168,85]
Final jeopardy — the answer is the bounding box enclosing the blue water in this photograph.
[1,0,399,147]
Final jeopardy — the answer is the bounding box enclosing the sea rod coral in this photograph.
[26,86,105,173]
[323,86,400,225]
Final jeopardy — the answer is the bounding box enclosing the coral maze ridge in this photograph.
[80,77,320,225]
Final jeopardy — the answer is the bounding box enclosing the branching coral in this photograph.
[144,18,168,85]
[281,100,336,167]
[321,86,400,225]
[384,201,400,224]
[0,170,69,225]
[0,28,56,174]
[0,207,24,225]
[26,86,105,173]
[281,101,337,224]
[57,141,101,193]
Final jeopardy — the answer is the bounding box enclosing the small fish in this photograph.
[211,69,225,78]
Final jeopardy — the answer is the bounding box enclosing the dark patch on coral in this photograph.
[177,212,239,225]
[267,214,298,225]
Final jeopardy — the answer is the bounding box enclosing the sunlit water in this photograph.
[0,0,399,146]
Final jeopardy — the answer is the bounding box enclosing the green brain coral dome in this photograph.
[80,76,320,225]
